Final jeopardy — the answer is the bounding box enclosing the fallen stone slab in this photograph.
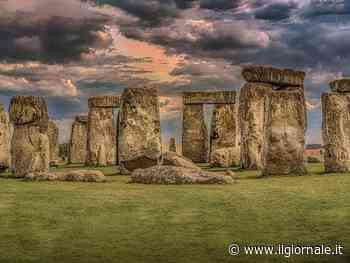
[161,151,201,171]
[24,170,106,182]
[242,65,305,87]
[329,79,350,93]
[210,147,239,168]
[130,165,233,184]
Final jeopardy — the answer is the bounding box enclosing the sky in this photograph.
[0,0,349,145]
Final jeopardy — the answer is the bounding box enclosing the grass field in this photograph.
[0,164,349,263]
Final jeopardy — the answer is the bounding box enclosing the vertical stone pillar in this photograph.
[238,82,272,169]
[209,103,239,167]
[0,103,11,172]
[322,79,350,172]
[69,116,88,164]
[87,96,120,166]
[118,87,162,174]
[9,96,50,177]
[262,90,307,175]
[241,65,307,175]
[182,104,208,163]
[169,137,177,152]
[48,121,59,165]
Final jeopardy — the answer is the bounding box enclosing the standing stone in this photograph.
[0,103,11,172]
[169,137,177,152]
[209,103,239,167]
[9,96,49,178]
[239,82,272,169]
[322,92,350,172]
[118,87,162,174]
[87,96,120,166]
[182,104,208,163]
[262,90,307,176]
[69,116,88,164]
[48,121,59,165]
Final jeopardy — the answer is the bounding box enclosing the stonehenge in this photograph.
[118,87,162,174]
[48,121,59,165]
[322,79,350,172]
[6,67,350,179]
[9,96,50,178]
[69,115,88,164]
[182,91,236,163]
[0,103,11,172]
[87,96,120,166]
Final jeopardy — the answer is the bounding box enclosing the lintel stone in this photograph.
[183,91,236,105]
[88,96,121,108]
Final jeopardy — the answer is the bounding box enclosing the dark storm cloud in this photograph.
[254,1,298,20]
[302,0,350,18]
[0,0,110,62]
[200,0,243,10]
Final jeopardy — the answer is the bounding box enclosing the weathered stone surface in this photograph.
[262,90,307,176]
[118,87,162,174]
[88,96,121,108]
[9,96,49,129]
[239,82,272,169]
[169,137,177,152]
[210,103,239,167]
[130,165,233,184]
[210,147,239,168]
[48,121,59,164]
[69,115,88,164]
[24,170,106,182]
[87,107,117,166]
[59,143,69,161]
[322,93,350,172]
[329,79,350,93]
[183,91,236,105]
[161,151,201,171]
[0,104,11,172]
[182,104,208,163]
[10,96,50,178]
[242,65,305,87]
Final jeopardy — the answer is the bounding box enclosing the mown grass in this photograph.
[0,164,349,263]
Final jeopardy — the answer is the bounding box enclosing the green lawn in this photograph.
[0,164,349,263]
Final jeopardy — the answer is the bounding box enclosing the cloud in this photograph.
[92,0,196,25]
[200,0,244,10]
[0,0,111,62]
[254,1,299,21]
